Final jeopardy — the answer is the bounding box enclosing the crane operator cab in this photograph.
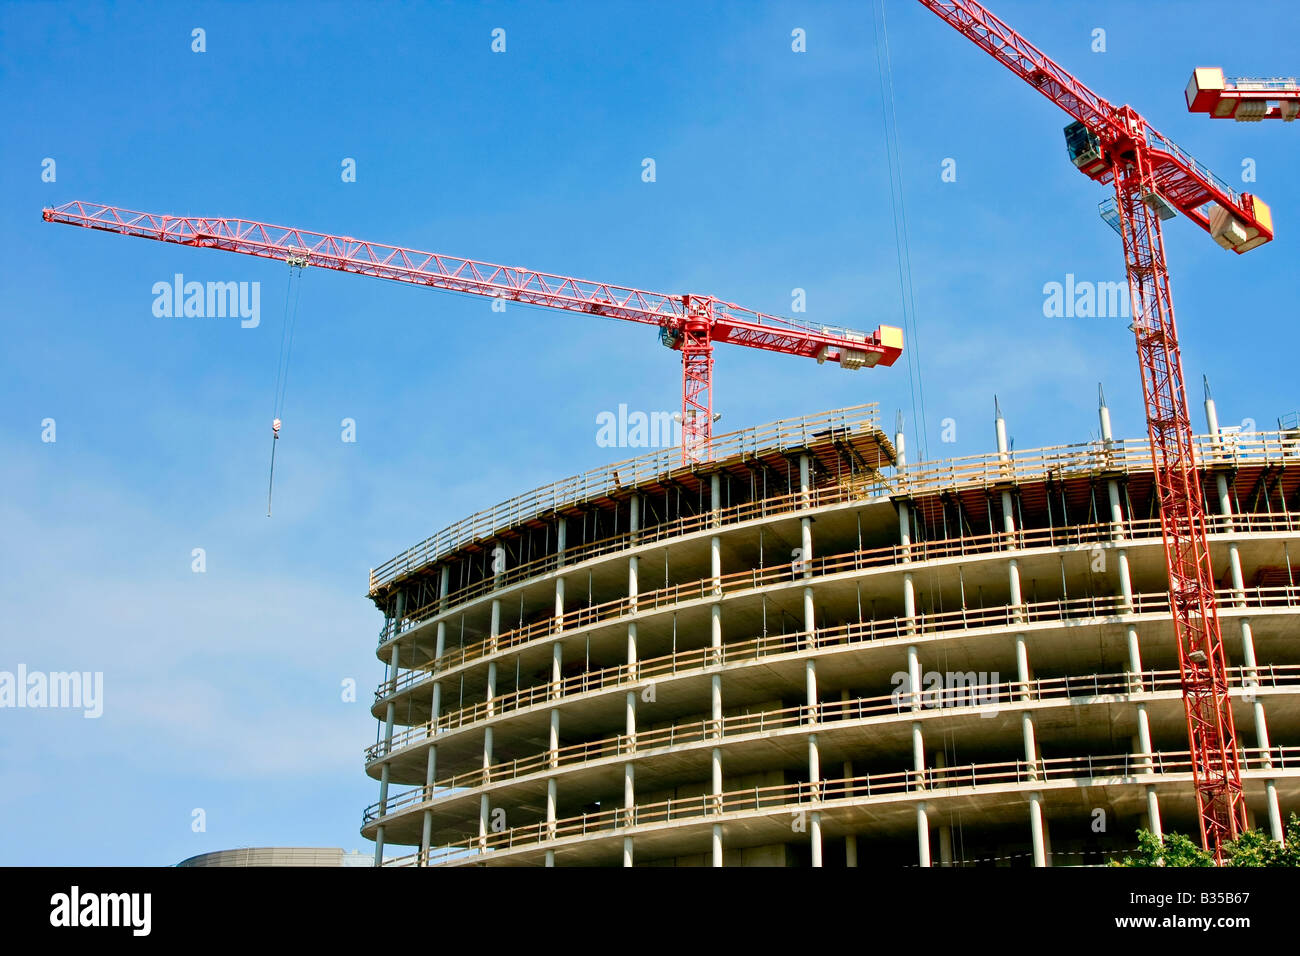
[1064,121,1109,179]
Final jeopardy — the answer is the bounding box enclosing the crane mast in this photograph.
[42,201,902,465]
[914,0,1270,861]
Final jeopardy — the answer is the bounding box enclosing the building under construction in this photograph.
[361,396,1300,866]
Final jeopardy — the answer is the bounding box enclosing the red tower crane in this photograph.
[1186,68,1300,121]
[41,201,902,465]
[914,0,1275,861]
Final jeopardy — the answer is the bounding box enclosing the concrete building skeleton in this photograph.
[362,395,1300,866]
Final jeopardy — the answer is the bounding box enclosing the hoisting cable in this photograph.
[267,249,309,516]
[873,0,930,465]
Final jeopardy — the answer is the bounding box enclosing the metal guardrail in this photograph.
[364,663,1300,822]
[374,507,1300,690]
[369,584,1300,755]
[378,482,865,639]
[380,744,1300,866]
[1229,76,1300,91]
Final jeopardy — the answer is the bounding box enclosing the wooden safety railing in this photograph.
[369,422,1298,601]
[379,745,1300,866]
[369,404,884,593]
[893,428,1298,496]
[368,584,1300,754]
[363,663,1300,821]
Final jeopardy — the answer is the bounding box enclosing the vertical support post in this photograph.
[420,569,451,865]
[478,599,500,853]
[798,454,823,866]
[907,645,926,795]
[707,475,725,867]
[1029,792,1047,867]
[842,689,859,868]
[546,519,567,868]
[917,802,931,868]
[1205,383,1284,842]
[623,495,640,867]
[374,589,405,867]
[1015,635,1037,780]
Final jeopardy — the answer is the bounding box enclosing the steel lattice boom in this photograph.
[42,201,903,463]
[915,0,1265,861]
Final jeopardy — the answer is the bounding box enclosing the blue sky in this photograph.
[1,0,1295,865]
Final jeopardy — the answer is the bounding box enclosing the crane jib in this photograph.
[41,199,904,467]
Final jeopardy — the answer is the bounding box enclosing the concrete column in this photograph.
[795,451,823,864]
[419,572,451,865]
[798,439,817,886]
[696,480,722,866]
[1144,786,1164,841]
[623,761,635,868]
[374,590,405,866]
[1008,558,1023,615]
[485,587,499,833]
[418,753,436,865]
[477,600,500,853]
[546,706,560,868]
[419,680,444,861]
[907,645,922,711]
[545,635,563,866]
[1043,807,1054,865]
[809,808,823,868]
[1239,619,1282,838]
[907,644,925,792]
[792,454,821,866]
[1015,635,1037,779]
[917,802,931,867]
[1134,583,1161,852]
[939,823,954,867]
[478,790,490,852]
[841,690,859,867]
[1264,781,1283,843]
[488,598,501,662]
[1125,630,1160,828]
[539,523,567,868]
[1029,792,1046,867]
[1206,388,1284,842]
[1014,634,1031,700]
[806,633,822,867]
[620,496,640,866]
[931,749,953,866]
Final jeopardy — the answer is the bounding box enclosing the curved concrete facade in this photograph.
[177,847,370,867]
[362,403,1300,866]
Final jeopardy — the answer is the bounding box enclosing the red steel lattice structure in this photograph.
[40,202,902,465]
[914,0,1276,860]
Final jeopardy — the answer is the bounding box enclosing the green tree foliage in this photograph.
[1111,814,1300,867]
